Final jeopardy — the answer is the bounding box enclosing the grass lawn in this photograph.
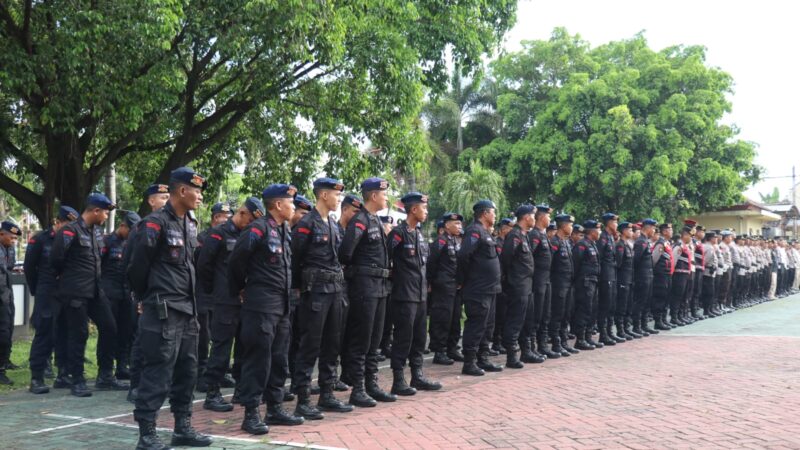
[1,331,99,394]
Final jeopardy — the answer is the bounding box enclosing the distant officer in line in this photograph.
[387,192,442,395]
[287,194,313,396]
[338,178,396,407]
[691,225,707,319]
[701,230,719,317]
[572,220,601,351]
[492,217,514,355]
[566,223,585,341]
[195,202,233,393]
[428,213,464,366]
[378,214,396,361]
[500,204,536,369]
[125,183,171,403]
[51,193,127,397]
[549,214,576,355]
[651,223,674,331]
[200,198,264,413]
[632,219,658,336]
[458,200,503,376]
[670,226,694,326]
[527,205,558,360]
[613,222,636,339]
[229,185,303,435]
[0,220,21,385]
[291,178,354,419]
[101,210,141,381]
[128,168,212,449]
[333,194,362,391]
[25,206,78,393]
[597,213,621,345]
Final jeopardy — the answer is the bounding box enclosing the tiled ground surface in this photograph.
[3,294,799,449]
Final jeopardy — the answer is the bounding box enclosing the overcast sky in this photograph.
[502,0,799,202]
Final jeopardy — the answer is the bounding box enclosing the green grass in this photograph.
[1,331,99,394]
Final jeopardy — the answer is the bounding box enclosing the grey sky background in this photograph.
[502,0,799,202]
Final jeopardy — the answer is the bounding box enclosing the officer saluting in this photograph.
[228,184,303,435]
[127,167,212,450]
[458,200,503,376]
[291,178,353,419]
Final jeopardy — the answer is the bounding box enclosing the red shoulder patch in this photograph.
[355,222,367,231]
[297,227,311,235]
[438,238,446,245]
[145,222,161,232]
[63,230,75,237]
[471,232,480,239]
[552,245,559,251]
[28,238,36,244]
[250,227,264,238]
[210,233,223,241]
[579,245,586,250]
[393,234,402,242]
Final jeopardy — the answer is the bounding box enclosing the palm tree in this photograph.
[442,160,507,219]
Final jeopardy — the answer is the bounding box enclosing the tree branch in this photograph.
[1,136,46,178]
[0,171,43,219]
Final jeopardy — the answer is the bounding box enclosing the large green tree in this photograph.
[0,0,516,223]
[478,28,759,222]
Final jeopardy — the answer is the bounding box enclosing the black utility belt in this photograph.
[303,269,344,283]
[345,265,390,278]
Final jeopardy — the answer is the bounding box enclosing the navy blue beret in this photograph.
[499,217,514,227]
[143,183,169,197]
[547,223,557,231]
[554,214,574,224]
[436,219,445,229]
[58,205,79,222]
[473,199,496,213]
[380,215,394,225]
[123,211,141,228]
[401,192,428,206]
[361,177,389,192]
[442,212,463,223]
[618,221,632,231]
[0,221,21,236]
[572,224,585,233]
[170,166,207,190]
[659,223,673,231]
[293,194,313,211]
[515,204,535,218]
[244,197,265,218]
[262,184,298,200]
[583,219,600,230]
[602,212,619,223]
[211,202,231,216]
[342,194,362,209]
[313,177,345,191]
[86,193,116,211]
[705,230,717,238]
[536,204,552,213]
[642,218,658,226]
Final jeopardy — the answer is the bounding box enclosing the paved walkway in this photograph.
[3,294,800,449]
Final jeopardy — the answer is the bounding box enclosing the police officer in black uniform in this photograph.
[549,214,576,356]
[614,222,637,339]
[527,205,558,360]
[287,194,314,393]
[51,193,127,396]
[500,204,536,369]
[387,192,442,396]
[491,217,514,355]
[458,200,503,376]
[229,185,304,435]
[128,168,213,450]
[0,220,21,385]
[632,218,659,336]
[195,202,234,393]
[101,211,141,380]
[26,206,78,393]
[572,220,601,351]
[597,212,621,345]
[291,178,354,419]
[652,223,674,331]
[200,198,264,413]
[428,213,463,365]
[334,194,362,391]
[339,178,397,407]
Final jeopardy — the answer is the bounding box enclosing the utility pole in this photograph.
[105,164,116,233]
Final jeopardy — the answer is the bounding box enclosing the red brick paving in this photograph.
[187,334,800,449]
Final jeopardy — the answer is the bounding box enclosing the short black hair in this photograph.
[265,198,279,211]
[534,210,548,220]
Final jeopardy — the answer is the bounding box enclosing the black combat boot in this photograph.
[654,314,671,331]
[598,328,616,346]
[366,373,397,402]
[520,339,545,363]
[29,376,50,394]
[95,370,129,390]
[447,348,465,362]
[539,337,561,358]
[171,413,212,447]
[390,369,417,396]
[461,351,484,376]
[410,367,442,390]
[550,336,570,357]
[241,406,269,435]
[505,347,524,369]
[53,371,72,389]
[70,377,92,397]
[115,361,131,380]
[136,419,170,450]
[318,385,353,413]
[348,380,377,408]
[333,378,350,392]
[642,317,659,334]
[608,324,626,343]
[266,403,304,426]
[294,387,324,419]
[44,360,55,379]
[203,386,233,412]
[433,352,454,365]
[477,353,503,372]
[574,329,595,351]
[560,332,580,354]
[585,330,602,348]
